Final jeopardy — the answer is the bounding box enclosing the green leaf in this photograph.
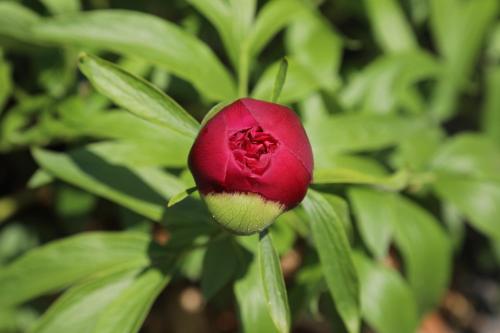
[84,140,189,168]
[364,0,417,52]
[482,66,500,146]
[33,10,236,100]
[349,189,452,312]
[339,51,440,114]
[0,51,12,112]
[167,187,198,208]
[258,230,291,333]
[32,268,144,333]
[429,0,498,120]
[433,174,500,240]
[305,113,426,158]
[32,148,185,221]
[392,194,452,312]
[252,58,319,104]
[271,58,288,103]
[0,2,40,43]
[302,190,360,333]
[285,11,343,91]
[92,262,175,333]
[201,238,239,300]
[200,100,233,127]
[0,232,152,307]
[314,168,408,191]
[41,0,80,15]
[348,188,395,259]
[78,54,199,138]
[248,0,306,57]
[234,245,279,333]
[353,253,419,333]
[431,134,500,181]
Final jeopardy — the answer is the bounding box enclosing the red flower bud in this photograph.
[188,98,313,234]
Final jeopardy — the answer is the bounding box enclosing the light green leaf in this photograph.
[431,134,500,181]
[429,0,498,120]
[348,188,395,260]
[285,11,343,90]
[482,66,500,146]
[234,247,279,333]
[84,140,189,168]
[32,268,143,333]
[0,232,152,307]
[33,10,236,100]
[252,58,319,104]
[314,168,408,191]
[305,113,426,158]
[340,51,440,114]
[187,0,235,66]
[271,58,288,103]
[392,194,452,312]
[92,262,175,333]
[0,2,40,43]
[350,189,452,312]
[248,0,306,56]
[200,100,233,127]
[364,0,417,52]
[433,174,500,240]
[201,238,239,300]
[78,54,199,138]
[41,0,80,15]
[354,253,419,333]
[0,51,12,112]
[258,230,291,333]
[167,187,197,208]
[302,190,360,333]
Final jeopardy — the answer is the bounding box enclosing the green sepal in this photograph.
[204,192,284,235]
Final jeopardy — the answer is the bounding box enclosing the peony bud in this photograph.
[188,98,313,235]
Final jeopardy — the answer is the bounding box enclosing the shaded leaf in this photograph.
[302,190,360,333]
[201,238,239,300]
[0,232,153,307]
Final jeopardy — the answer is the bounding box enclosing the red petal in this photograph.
[188,112,229,194]
[240,98,313,174]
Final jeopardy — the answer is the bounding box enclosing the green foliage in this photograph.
[1,0,500,332]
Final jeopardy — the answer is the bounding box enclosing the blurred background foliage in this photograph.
[0,0,500,332]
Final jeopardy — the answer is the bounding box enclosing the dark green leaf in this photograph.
[32,148,185,221]
[201,238,239,300]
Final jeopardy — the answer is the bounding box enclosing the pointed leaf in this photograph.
[78,54,199,138]
[302,190,360,333]
[258,230,291,333]
[33,10,236,100]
